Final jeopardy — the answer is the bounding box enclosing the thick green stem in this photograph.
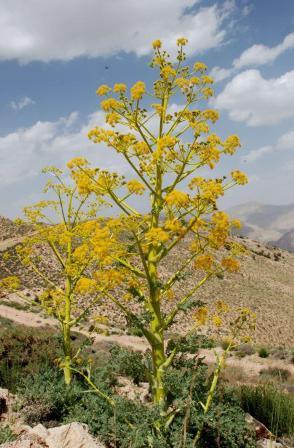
[63,320,72,386]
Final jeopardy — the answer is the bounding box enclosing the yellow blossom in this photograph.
[96,84,112,96]
[221,257,240,273]
[161,65,176,79]
[152,39,162,49]
[106,111,120,126]
[223,135,241,155]
[202,87,214,99]
[113,83,127,93]
[165,190,189,208]
[194,306,208,326]
[0,276,20,291]
[190,76,201,85]
[177,37,188,46]
[100,98,122,112]
[194,62,207,72]
[215,300,229,314]
[231,219,242,229]
[130,81,146,100]
[212,315,222,327]
[127,179,146,195]
[67,157,88,169]
[231,170,248,185]
[202,109,219,123]
[146,227,169,244]
[195,254,214,271]
[76,278,97,295]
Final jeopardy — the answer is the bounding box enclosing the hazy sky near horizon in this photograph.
[1,0,294,217]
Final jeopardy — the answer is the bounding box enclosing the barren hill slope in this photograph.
[0,218,294,348]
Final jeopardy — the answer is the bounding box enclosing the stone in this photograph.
[0,422,105,448]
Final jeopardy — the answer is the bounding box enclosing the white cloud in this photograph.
[210,32,294,83]
[234,33,294,69]
[210,66,234,82]
[244,129,294,163]
[0,111,128,187]
[10,96,35,111]
[245,145,274,163]
[277,130,294,150]
[213,69,294,126]
[0,0,234,63]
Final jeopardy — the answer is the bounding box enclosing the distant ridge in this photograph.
[228,202,294,250]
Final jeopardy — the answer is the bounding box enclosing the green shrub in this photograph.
[258,347,269,358]
[108,345,147,384]
[15,347,255,448]
[234,343,255,358]
[238,385,294,437]
[0,425,16,443]
[0,318,61,391]
[167,332,215,354]
[259,367,291,382]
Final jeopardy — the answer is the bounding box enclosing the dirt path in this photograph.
[0,236,24,252]
[0,303,293,377]
[0,304,147,351]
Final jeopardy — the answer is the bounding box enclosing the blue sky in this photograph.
[0,0,294,217]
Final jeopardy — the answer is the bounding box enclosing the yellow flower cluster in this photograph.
[164,218,183,234]
[106,111,120,126]
[165,190,189,208]
[152,39,162,49]
[202,109,219,123]
[231,170,248,185]
[100,98,123,112]
[130,81,146,100]
[195,254,214,271]
[113,83,127,93]
[212,315,222,327]
[146,227,169,244]
[177,37,188,46]
[94,269,125,289]
[96,84,111,96]
[0,276,20,291]
[67,157,88,169]
[223,135,241,155]
[194,62,208,72]
[216,300,230,314]
[88,127,115,144]
[161,65,176,79]
[76,277,97,295]
[194,306,208,326]
[127,179,146,195]
[221,257,240,273]
[190,178,224,202]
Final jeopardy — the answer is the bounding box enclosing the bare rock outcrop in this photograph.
[0,422,105,448]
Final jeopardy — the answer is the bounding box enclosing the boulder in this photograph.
[0,422,105,448]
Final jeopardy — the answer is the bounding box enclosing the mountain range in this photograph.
[228,202,294,252]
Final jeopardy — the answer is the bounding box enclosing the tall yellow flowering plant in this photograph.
[69,38,248,409]
[18,167,122,385]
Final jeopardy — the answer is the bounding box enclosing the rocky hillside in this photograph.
[0,216,31,242]
[0,217,294,348]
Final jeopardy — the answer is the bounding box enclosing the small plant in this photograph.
[238,385,294,438]
[108,345,147,385]
[0,318,61,392]
[0,425,16,444]
[19,167,123,385]
[167,332,215,354]
[258,347,269,358]
[259,367,291,382]
[234,343,255,358]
